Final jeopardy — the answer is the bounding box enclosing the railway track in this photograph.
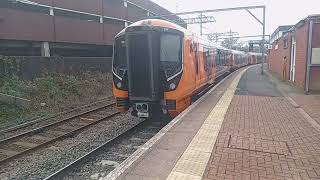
[0,101,120,165]
[43,118,168,180]
[43,67,240,180]
[0,97,114,139]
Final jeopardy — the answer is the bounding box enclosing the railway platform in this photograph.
[105,65,320,180]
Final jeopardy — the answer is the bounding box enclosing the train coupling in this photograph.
[135,103,150,118]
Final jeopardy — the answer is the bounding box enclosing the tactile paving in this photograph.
[172,160,207,177]
[166,67,249,180]
[166,172,202,180]
[180,150,211,164]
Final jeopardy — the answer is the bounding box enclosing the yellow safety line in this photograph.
[166,67,250,180]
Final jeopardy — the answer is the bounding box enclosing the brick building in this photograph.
[268,15,320,93]
[0,0,185,57]
[270,25,293,44]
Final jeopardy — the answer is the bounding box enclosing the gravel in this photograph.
[0,112,143,180]
[60,119,169,180]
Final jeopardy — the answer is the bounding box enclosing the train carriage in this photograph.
[112,19,250,118]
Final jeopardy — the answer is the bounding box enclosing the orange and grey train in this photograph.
[248,52,265,65]
[112,19,249,118]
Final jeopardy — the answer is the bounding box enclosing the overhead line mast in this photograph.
[181,15,216,36]
[153,5,267,75]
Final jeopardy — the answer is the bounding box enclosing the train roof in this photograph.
[115,19,248,53]
[248,52,265,56]
[230,50,247,55]
[115,19,192,38]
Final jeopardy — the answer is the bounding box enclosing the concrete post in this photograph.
[261,6,266,75]
[200,13,203,36]
[305,20,314,94]
[41,42,50,57]
[50,7,54,16]
[124,0,128,23]
[123,0,128,7]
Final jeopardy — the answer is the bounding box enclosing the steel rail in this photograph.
[0,107,120,165]
[42,65,250,180]
[43,120,149,180]
[43,65,245,180]
[0,97,113,134]
[0,102,116,145]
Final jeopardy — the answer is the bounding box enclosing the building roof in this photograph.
[271,25,294,39]
[294,14,320,28]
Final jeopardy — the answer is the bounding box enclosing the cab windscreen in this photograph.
[113,36,127,79]
[160,34,182,80]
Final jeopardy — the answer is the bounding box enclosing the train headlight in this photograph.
[116,82,122,88]
[136,104,142,110]
[169,83,176,90]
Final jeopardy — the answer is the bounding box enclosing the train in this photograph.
[112,19,264,118]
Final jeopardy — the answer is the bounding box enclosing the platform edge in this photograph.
[103,68,243,180]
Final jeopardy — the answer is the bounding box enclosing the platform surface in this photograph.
[105,65,320,180]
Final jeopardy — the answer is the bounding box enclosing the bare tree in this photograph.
[221,37,239,49]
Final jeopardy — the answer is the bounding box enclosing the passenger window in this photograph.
[195,44,199,74]
[190,43,193,52]
[203,47,211,72]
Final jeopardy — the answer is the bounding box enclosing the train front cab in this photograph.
[112,19,242,119]
[112,21,199,118]
[248,54,258,65]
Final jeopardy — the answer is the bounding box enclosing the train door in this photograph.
[203,47,213,83]
[199,46,207,85]
[190,40,200,89]
[195,43,201,88]
[290,36,296,82]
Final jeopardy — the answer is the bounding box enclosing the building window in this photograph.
[103,18,125,25]
[55,9,100,22]
[284,39,288,49]
[4,1,50,15]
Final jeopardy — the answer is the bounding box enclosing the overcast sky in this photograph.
[151,0,320,42]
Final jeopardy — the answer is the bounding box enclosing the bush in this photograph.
[0,76,34,98]
[0,56,20,77]
[33,74,81,104]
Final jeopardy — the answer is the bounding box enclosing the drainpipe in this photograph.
[305,20,313,94]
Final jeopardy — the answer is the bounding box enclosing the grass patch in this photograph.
[0,103,32,129]
[0,76,34,98]
[0,72,112,130]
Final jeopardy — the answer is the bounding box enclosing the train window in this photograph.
[113,36,127,78]
[190,41,197,53]
[160,34,181,63]
[204,47,211,72]
[160,34,182,78]
[190,43,193,52]
[218,50,221,65]
[214,51,218,66]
